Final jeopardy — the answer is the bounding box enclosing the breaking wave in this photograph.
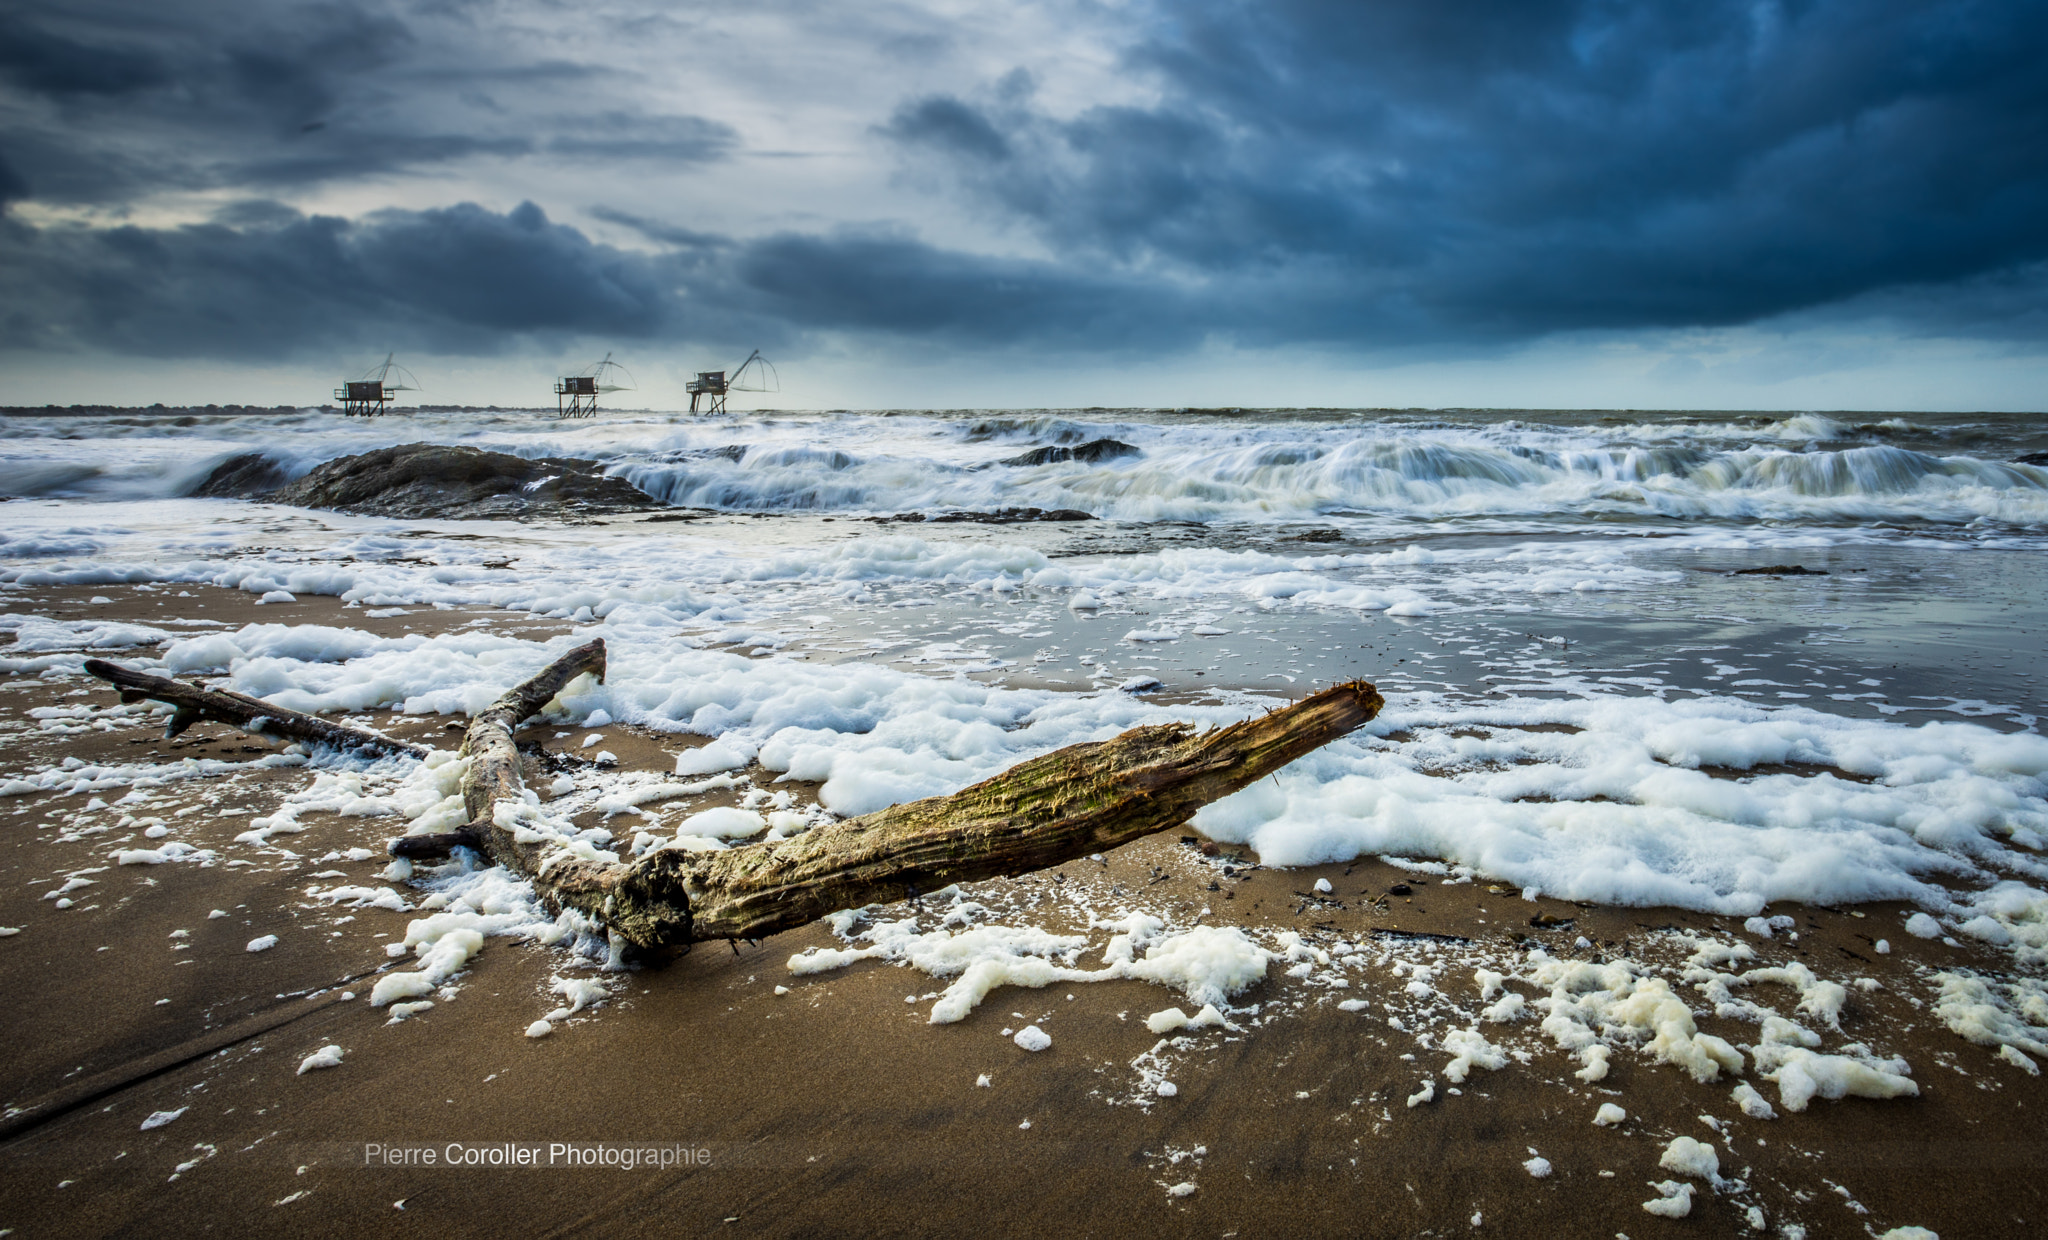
[0,407,2043,527]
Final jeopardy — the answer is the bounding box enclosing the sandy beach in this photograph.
[2,480,2044,1240]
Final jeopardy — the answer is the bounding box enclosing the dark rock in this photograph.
[928,507,1095,524]
[999,438,1140,467]
[1732,564,1828,576]
[2016,450,2048,466]
[868,508,1093,524]
[268,443,662,519]
[1285,528,1343,543]
[190,452,292,498]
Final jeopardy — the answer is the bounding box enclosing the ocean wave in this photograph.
[609,436,2048,525]
[956,415,1103,444]
[2,408,2043,526]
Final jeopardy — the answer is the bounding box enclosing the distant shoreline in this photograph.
[1,404,2030,419]
[0,404,643,417]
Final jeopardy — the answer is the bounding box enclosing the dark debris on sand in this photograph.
[868,507,1095,524]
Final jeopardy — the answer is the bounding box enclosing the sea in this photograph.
[3,405,2046,927]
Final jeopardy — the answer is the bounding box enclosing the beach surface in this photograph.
[3,406,2047,1237]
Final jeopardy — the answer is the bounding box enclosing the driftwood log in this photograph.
[398,638,1384,949]
[386,637,610,862]
[82,658,427,759]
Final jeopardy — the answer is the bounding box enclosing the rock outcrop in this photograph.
[261,444,662,519]
[190,453,294,498]
[999,438,1140,467]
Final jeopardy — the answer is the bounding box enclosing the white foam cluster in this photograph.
[0,613,172,652]
[1451,935,1929,1117]
[1946,882,2048,965]
[1193,693,2048,916]
[1930,971,2048,1067]
[1721,1006,1917,1112]
[240,769,399,846]
[1525,954,1745,1084]
[2,751,308,800]
[786,898,1270,1022]
[369,852,610,1007]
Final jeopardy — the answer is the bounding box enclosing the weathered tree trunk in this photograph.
[82,658,427,759]
[405,635,1383,950]
[676,682,1384,943]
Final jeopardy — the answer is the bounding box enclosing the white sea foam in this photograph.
[785,899,1269,1021]
[1192,693,2048,915]
[13,580,2040,921]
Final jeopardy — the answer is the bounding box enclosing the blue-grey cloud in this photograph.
[882,97,1011,162]
[0,200,1167,358]
[0,11,169,97]
[546,113,736,163]
[3,0,2044,364]
[732,229,1178,347]
[0,201,685,358]
[0,151,28,205]
[0,2,728,203]
[884,0,2048,338]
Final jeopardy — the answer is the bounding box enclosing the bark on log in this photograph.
[676,682,1383,943]
[82,658,427,759]
[457,638,608,823]
[412,635,1382,950]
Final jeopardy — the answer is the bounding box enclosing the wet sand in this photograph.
[1,586,2043,1238]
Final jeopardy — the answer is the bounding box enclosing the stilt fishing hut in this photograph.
[555,353,635,418]
[334,355,419,416]
[686,349,777,413]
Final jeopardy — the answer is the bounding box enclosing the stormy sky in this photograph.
[2,0,2044,410]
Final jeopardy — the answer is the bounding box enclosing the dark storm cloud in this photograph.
[0,2,728,203]
[0,151,29,206]
[2,0,2044,362]
[732,230,1178,346]
[0,201,683,358]
[0,12,170,97]
[0,199,1157,358]
[586,207,729,253]
[885,0,2048,341]
[882,97,1012,162]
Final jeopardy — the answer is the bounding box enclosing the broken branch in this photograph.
[82,658,427,759]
